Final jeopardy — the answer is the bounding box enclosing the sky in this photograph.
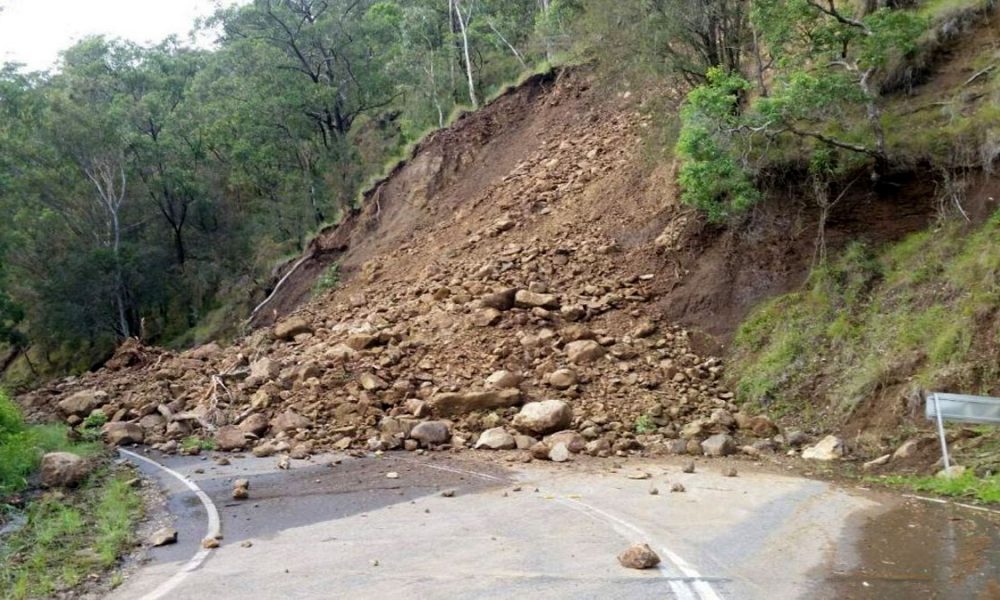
[0,0,247,71]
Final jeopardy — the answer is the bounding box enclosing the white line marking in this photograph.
[119,448,222,600]
[401,455,723,600]
[902,493,1000,515]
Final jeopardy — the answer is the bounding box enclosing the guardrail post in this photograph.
[932,393,951,471]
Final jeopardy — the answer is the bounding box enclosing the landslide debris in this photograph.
[19,70,783,463]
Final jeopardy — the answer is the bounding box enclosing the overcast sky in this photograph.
[0,0,247,71]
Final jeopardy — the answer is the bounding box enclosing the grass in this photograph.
[0,470,143,599]
[877,471,1000,504]
[634,414,657,434]
[181,435,215,452]
[0,391,101,496]
[731,208,1000,423]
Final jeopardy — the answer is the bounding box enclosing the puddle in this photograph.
[825,499,1000,599]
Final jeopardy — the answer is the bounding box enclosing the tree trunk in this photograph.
[453,0,479,109]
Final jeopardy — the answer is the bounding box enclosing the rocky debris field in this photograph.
[18,72,809,468]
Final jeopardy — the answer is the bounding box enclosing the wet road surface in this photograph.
[111,450,1000,600]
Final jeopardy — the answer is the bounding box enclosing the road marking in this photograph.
[402,456,723,600]
[119,449,222,600]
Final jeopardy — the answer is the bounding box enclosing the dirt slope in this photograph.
[17,68,946,462]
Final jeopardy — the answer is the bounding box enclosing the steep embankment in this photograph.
[16,63,986,470]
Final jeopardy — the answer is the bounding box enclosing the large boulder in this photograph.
[214,426,248,451]
[801,435,844,461]
[700,433,735,457]
[565,340,606,364]
[58,390,108,417]
[618,544,661,570]
[480,288,517,311]
[274,316,313,340]
[239,413,270,436]
[475,427,516,450]
[485,370,521,390]
[249,357,281,380]
[429,389,521,416]
[409,421,451,446]
[547,369,578,390]
[514,290,560,310]
[270,410,311,433]
[102,422,144,446]
[40,452,91,487]
[544,430,586,453]
[513,400,573,435]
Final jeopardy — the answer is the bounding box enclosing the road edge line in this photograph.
[119,448,222,600]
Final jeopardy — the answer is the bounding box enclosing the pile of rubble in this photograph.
[18,73,788,464]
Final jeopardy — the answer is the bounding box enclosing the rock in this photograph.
[475,427,516,450]
[233,486,249,500]
[514,434,537,450]
[801,435,844,461]
[471,308,502,327]
[214,426,248,451]
[670,483,686,493]
[480,288,517,311]
[632,320,657,338]
[513,400,573,435]
[680,420,707,440]
[274,316,313,340]
[277,455,291,470]
[514,290,560,310]
[202,537,220,549]
[863,454,892,470]
[252,443,277,458]
[749,415,779,437]
[565,340,606,364]
[429,389,521,416]
[626,471,651,480]
[386,472,399,479]
[58,390,108,417]
[40,452,91,487]
[485,370,521,390]
[102,422,144,446]
[936,465,966,479]
[549,442,571,462]
[344,333,378,351]
[410,421,452,446]
[892,438,921,461]
[289,444,310,459]
[547,369,578,390]
[785,431,811,447]
[723,466,738,477]
[618,544,661,569]
[239,413,269,436]
[270,409,311,433]
[150,527,178,547]
[530,441,551,460]
[585,438,611,456]
[544,430,586,453]
[709,409,735,429]
[358,372,389,391]
[441,489,456,498]
[250,357,281,380]
[682,461,695,474]
[701,433,735,457]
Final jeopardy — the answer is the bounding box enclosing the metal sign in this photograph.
[925,392,1000,472]
[925,392,1000,424]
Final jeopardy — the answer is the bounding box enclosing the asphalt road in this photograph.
[108,450,1000,600]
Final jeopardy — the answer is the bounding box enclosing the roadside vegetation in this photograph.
[876,471,1000,504]
[0,391,142,599]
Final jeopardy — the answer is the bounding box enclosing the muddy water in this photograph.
[825,498,1000,599]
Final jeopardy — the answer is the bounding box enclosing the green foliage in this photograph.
[181,435,215,452]
[0,390,101,495]
[675,68,760,222]
[314,263,341,293]
[0,470,143,599]
[732,209,1000,419]
[878,471,1000,504]
[634,414,657,434]
[80,409,108,442]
